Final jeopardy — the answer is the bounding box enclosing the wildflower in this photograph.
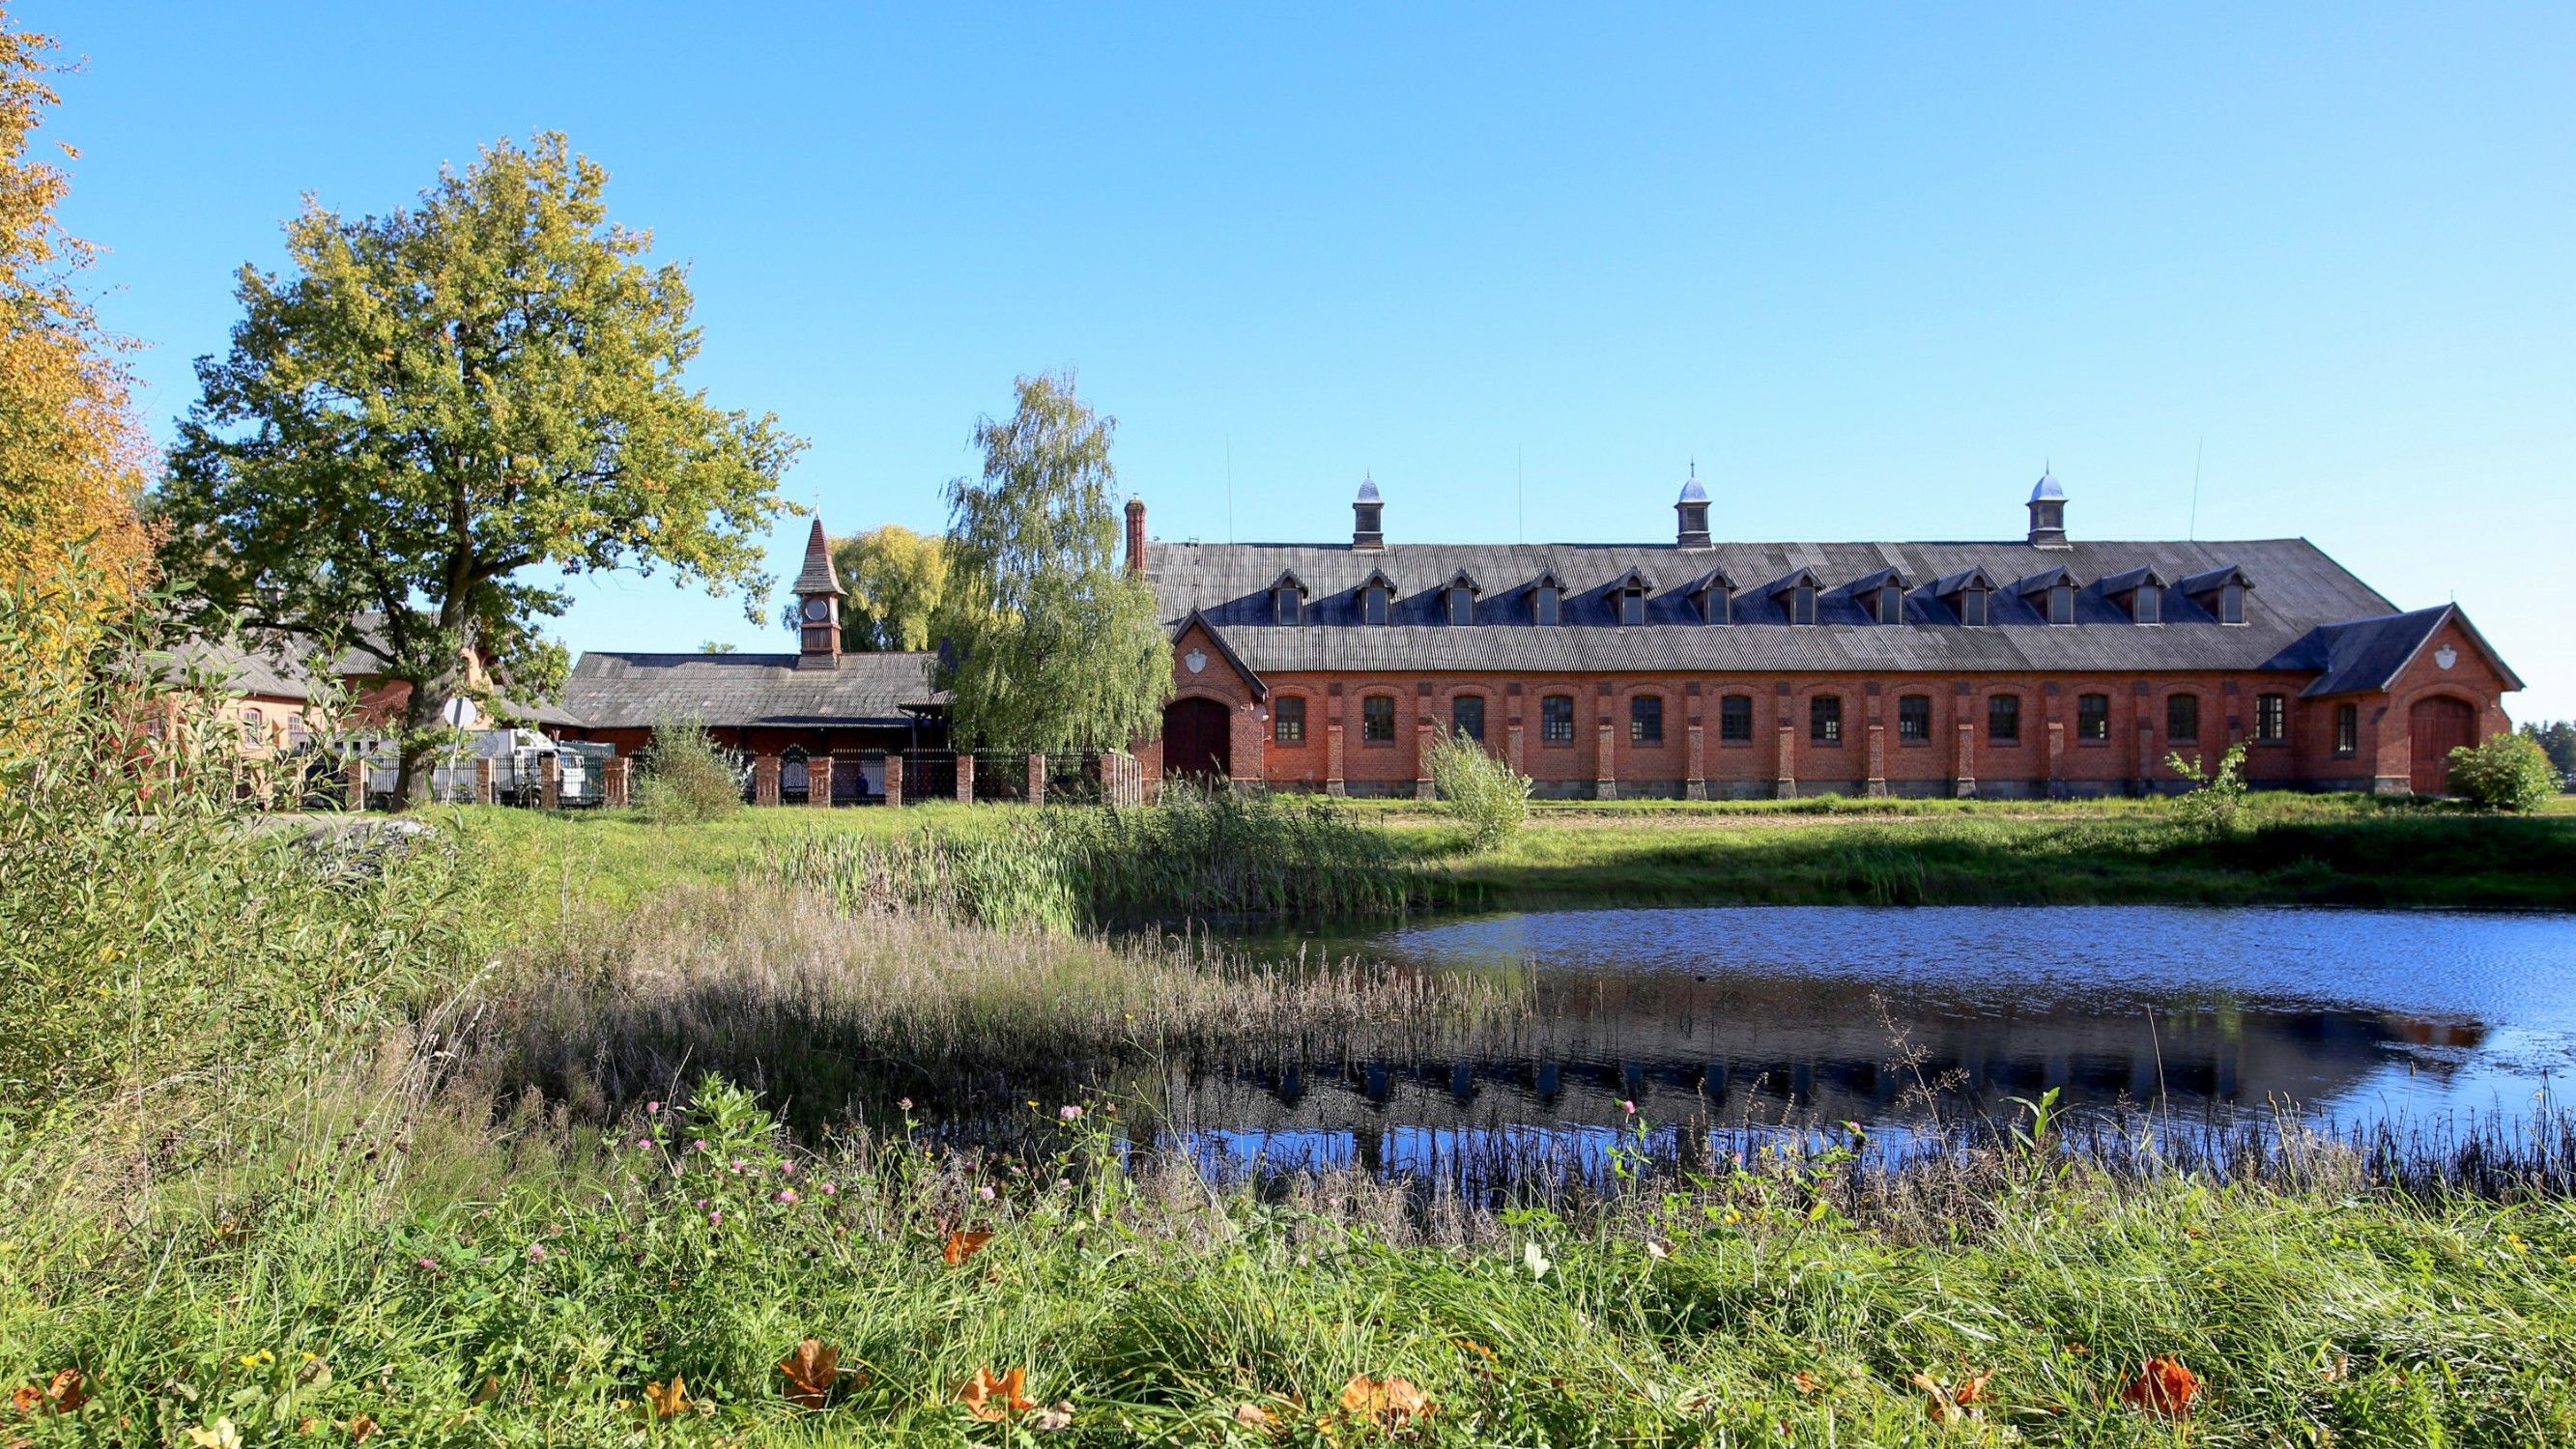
[730,1158,748,1174]
[779,1160,797,1177]
[525,1243,549,1264]
[776,1189,800,1205]
[1619,1100,1637,1116]
[818,1181,838,1196]
[1059,1104,1083,1122]
[708,1210,724,1227]
[634,1137,651,1150]
[646,1101,662,1115]
[692,1138,708,1152]
[898,1097,914,1111]
[976,1185,995,1202]
[415,1257,437,1270]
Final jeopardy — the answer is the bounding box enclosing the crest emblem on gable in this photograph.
[1183,648,1208,674]
[2434,644,2457,670]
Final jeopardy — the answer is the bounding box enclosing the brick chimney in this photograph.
[1124,497,1147,578]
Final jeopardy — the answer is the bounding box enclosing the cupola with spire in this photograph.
[791,517,845,668]
[2026,468,2070,549]
[1675,463,1712,550]
[1352,474,1385,550]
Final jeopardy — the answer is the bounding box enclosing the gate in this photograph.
[2409,696,2476,793]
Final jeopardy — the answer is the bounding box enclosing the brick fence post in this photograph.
[1413,714,1435,801]
[1325,723,1346,796]
[603,755,630,809]
[956,752,975,803]
[885,753,904,809]
[1025,753,1046,807]
[1685,723,1706,800]
[1594,718,1617,801]
[753,754,779,806]
[1954,719,1978,799]
[474,756,495,806]
[346,756,366,812]
[808,754,833,807]
[540,754,560,810]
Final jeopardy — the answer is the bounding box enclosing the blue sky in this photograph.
[36,3,2575,717]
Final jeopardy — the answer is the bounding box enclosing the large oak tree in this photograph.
[157,133,801,806]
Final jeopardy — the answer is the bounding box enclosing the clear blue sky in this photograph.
[35,2,2575,718]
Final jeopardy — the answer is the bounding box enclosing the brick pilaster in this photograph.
[1954,719,1977,798]
[1026,753,1046,807]
[474,756,495,806]
[346,757,366,812]
[540,754,560,810]
[956,753,975,803]
[808,754,833,807]
[885,753,904,809]
[1685,723,1706,800]
[1325,722,1346,795]
[1594,716,1617,800]
[754,754,780,806]
[1414,710,1435,800]
[602,755,630,809]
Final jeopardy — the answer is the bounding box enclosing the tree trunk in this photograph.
[388,650,475,810]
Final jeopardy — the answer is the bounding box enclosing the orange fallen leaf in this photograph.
[1338,1375,1436,1430]
[644,1377,692,1419]
[42,1372,85,1414]
[777,1338,842,1408]
[1908,1369,1990,1423]
[1792,1371,1821,1397]
[2122,1357,2200,1418]
[8,1385,38,1414]
[348,1415,379,1443]
[1232,1402,1280,1434]
[943,1230,995,1267]
[958,1365,1035,1422]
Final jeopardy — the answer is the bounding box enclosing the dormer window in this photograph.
[1876,584,1904,625]
[1960,587,1988,626]
[1608,568,1653,627]
[1932,567,1997,626]
[2013,567,2076,626]
[2133,587,2161,625]
[2178,564,2254,626]
[1691,571,1734,626]
[2047,582,2074,625]
[1363,584,1390,625]
[1269,571,1308,626]
[1443,570,1481,626]
[2097,566,2168,625]
[1527,570,1566,626]
[1764,569,1823,626]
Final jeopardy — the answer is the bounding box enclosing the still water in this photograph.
[1175,906,2576,1175]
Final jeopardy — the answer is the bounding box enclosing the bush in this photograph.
[2447,731,2560,811]
[1425,729,1531,852]
[635,716,744,823]
[2165,741,2249,837]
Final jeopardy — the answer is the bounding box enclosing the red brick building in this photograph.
[1132,472,2522,799]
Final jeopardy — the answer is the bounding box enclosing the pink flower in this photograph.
[1619,1100,1637,1116]
[692,1138,708,1152]
[779,1161,797,1177]
[1058,1104,1083,1122]
[646,1101,662,1115]
[708,1209,724,1227]
[730,1158,747,1174]
[776,1188,800,1205]
[898,1097,914,1111]
[525,1242,549,1263]
[415,1257,437,1271]
[818,1181,838,1196]
[976,1185,995,1202]
[634,1137,651,1150]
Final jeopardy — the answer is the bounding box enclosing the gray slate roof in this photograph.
[559,651,944,727]
[2282,605,2524,697]
[1149,537,2407,676]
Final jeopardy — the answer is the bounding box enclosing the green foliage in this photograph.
[778,523,949,652]
[934,373,1170,752]
[1425,730,1531,852]
[635,717,743,824]
[155,131,803,807]
[2166,740,2251,837]
[2448,730,2561,811]
[2518,720,2576,789]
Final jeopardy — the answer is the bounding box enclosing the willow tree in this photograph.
[936,373,1168,753]
[0,15,155,764]
[157,132,802,806]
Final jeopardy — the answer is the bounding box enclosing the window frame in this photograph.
[1273,696,1306,745]
[1273,588,1303,626]
[2132,587,2161,625]
[1617,588,1646,626]
[1877,585,1904,625]
[1629,694,1664,745]
[1987,694,2021,744]
[1789,584,1818,626]
[240,707,266,747]
[1960,587,1989,627]
[1718,695,1754,743]
[1532,587,1560,627]
[1362,585,1390,626]
[1539,694,1575,745]
[2219,583,2246,626]
[2333,701,2358,755]
[1702,586,1732,625]
[1446,586,1474,626]
[1360,694,1397,744]
[2165,693,2200,744]
[1809,694,1842,744]
[2076,692,2110,743]
[1450,694,1486,743]
[1897,693,1932,743]
[2255,692,2287,743]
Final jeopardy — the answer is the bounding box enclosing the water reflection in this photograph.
[1172,905,2576,1174]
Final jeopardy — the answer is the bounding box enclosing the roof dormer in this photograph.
[1848,566,1909,625]
[2177,564,2253,625]
[1932,566,1996,626]
[2094,565,2169,625]
[1764,567,1823,626]
[1358,566,1398,625]
[1687,567,1735,625]
[2014,564,2078,625]
[1442,568,1482,626]
[1526,568,1567,626]
[1269,569,1309,626]
[1607,566,1654,626]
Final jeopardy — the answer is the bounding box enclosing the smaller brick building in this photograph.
[1128,472,2522,799]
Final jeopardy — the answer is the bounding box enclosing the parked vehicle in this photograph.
[343,729,602,808]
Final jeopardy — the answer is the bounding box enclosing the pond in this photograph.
[1167,905,2576,1181]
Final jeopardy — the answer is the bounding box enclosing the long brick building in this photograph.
[1135,471,2521,798]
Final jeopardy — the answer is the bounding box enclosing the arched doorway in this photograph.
[2409,696,2477,793]
[1162,696,1232,782]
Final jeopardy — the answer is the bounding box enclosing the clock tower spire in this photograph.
[792,517,844,669]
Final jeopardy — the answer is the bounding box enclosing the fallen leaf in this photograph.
[1909,1369,1990,1423]
[958,1365,1035,1422]
[644,1378,692,1419]
[2121,1357,2200,1419]
[8,1386,38,1414]
[348,1413,379,1443]
[1792,1371,1821,1397]
[943,1230,995,1267]
[471,1375,501,1406]
[1028,1400,1074,1432]
[1338,1375,1436,1430]
[43,1371,86,1414]
[1232,1402,1280,1434]
[777,1338,842,1408]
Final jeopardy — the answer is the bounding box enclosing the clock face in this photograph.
[802,598,832,622]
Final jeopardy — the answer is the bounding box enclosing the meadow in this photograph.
[12,673,2576,1443]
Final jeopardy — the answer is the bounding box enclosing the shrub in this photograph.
[635,716,743,823]
[1425,729,1531,853]
[2447,731,2559,811]
[2165,741,2249,837]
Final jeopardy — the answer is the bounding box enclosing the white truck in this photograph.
[352,729,593,807]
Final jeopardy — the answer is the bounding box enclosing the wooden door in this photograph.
[1162,697,1232,781]
[2408,696,2476,793]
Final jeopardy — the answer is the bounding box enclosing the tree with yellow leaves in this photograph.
[0,10,156,763]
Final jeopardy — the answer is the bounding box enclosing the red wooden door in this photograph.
[2408,696,2476,793]
[1162,697,1232,781]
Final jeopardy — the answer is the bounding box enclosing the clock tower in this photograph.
[791,517,844,669]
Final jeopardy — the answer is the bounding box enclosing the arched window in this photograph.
[2047,582,2075,626]
[1959,586,1989,626]
[286,712,309,750]
[1539,694,1575,743]
[1988,695,2021,743]
[1877,583,1904,625]
[1616,585,1647,626]
[1897,694,1932,742]
[1789,584,1818,626]
[1446,585,1474,625]
[241,707,266,747]
[1362,584,1391,626]
[2165,694,2199,743]
[1532,585,1561,626]
[1809,695,1842,742]
[1360,695,1396,743]
[2077,693,2109,741]
[781,744,811,794]
[1629,694,1663,744]
[1450,694,1486,742]
[1718,695,1754,742]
